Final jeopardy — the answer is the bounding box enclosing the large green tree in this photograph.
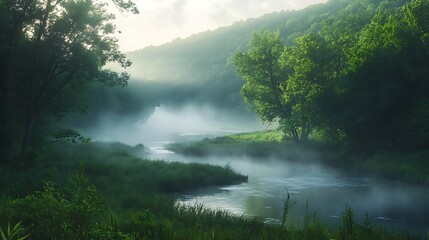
[280,33,336,142]
[234,0,429,149]
[0,0,137,156]
[232,30,301,140]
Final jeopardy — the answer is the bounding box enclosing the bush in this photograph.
[7,172,102,240]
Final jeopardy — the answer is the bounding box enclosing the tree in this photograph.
[232,30,301,140]
[338,0,429,149]
[280,33,335,142]
[234,30,340,142]
[0,0,138,155]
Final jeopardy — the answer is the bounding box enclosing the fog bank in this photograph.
[83,104,270,145]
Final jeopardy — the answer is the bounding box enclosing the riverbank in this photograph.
[0,142,247,206]
[0,141,425,239]
[167,130,429,186]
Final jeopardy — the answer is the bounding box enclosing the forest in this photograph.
[1,0,428,239]
[233,0,429,150]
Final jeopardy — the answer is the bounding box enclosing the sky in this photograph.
[111,0,328,52]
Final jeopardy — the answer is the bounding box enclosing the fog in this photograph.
[78,97,429,235]
[82,104,268,145]
[147,144,429,234]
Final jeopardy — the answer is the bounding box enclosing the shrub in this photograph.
[8,172,102,240]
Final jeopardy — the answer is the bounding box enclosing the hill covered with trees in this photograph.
[1,0,423,156]
[1,0,429,239]
[123,0,428,152]
[123,0,409,113]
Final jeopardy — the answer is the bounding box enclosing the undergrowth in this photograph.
[0,141,425,239]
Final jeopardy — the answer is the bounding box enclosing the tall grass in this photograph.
[1,178,422,239]
[0,141,426,239]
[0,142,247,209]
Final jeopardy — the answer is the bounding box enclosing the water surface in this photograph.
[147,135,429,234]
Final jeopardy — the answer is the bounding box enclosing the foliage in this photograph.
[232,0,429,150]
[228,130,284,142]
[1,183,422,239]
[9,172,103,239]
[281,189,296,228]
[47,128,91,143]
[233,30,289,124]
[0,0,137,156]
[339,207,355,240]
[0,140,425,239]
[0,141,247,208]
[123,0,407,115]
[0,222,29,240]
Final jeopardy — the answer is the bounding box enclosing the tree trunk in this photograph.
[291,129,300,142]
[300,123,311,143]
[20,112,36,154]
[20,0,52,154]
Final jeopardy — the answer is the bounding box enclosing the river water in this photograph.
[144,135,429,235]
[89,105,429,234]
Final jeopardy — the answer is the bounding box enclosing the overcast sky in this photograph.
[111,0,327,52]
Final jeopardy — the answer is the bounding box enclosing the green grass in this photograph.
[0,140,426,239]
[227,130,284,142]
[168,130,429,186]
[0,185,421,239]
[167,130,327,162]
[355,151,429,185]
[0,142,247,208]
[167,130,292,158]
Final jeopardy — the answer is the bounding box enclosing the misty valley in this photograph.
[1,0,429,239]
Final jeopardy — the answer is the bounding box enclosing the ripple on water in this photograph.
[219,184,252,191]
[259,176,374,190]
[149,146,174,154]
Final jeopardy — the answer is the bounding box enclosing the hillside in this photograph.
[73,0,411,130]
[122,0,408,112]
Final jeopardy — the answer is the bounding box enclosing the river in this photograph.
[145,138,429,234]
[89,105,429,234]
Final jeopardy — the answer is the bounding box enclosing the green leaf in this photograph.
[1,228,7,240]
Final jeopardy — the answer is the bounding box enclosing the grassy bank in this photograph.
[0,176,420,240]
[167,130,429,186]
[0,141,425,239]
[0,142,247,208]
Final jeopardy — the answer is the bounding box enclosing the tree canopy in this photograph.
[0,0,136,157]
[233,0,429,150]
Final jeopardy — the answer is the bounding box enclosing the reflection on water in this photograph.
[144,134,429,234]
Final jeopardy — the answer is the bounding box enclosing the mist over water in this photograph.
[84,103,429,234]
[83,104,266,145]
[150,150,429,234]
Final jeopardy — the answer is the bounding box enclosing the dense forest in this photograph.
[233,0,429,150]
[123,0,428,151]
[122,0,410,110]
[3,0,424,156]
[0,0,139,158]
[1,0,429,239]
